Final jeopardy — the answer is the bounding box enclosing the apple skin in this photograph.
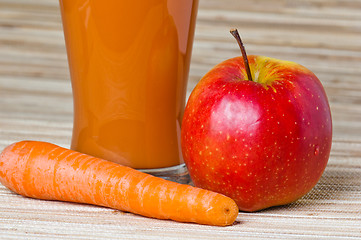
[181,55,332,212]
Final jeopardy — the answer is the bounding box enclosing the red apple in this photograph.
[181,30,332,212]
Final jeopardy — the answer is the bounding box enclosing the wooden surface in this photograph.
[1,0,361,239]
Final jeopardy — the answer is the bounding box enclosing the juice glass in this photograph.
[59,0,198,183]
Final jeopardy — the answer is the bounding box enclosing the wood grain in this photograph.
[0,0,361,239]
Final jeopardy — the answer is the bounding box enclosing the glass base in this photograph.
[137,163,191,184]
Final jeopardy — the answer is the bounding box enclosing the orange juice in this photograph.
[59,0,198,169]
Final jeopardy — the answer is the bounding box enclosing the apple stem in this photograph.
[230,28,253,82]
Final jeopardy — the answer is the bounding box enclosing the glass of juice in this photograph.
[58,0,198,183]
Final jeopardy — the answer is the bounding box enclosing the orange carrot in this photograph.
[0,141,238,226]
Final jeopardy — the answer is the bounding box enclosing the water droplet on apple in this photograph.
[314,145,320,156]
